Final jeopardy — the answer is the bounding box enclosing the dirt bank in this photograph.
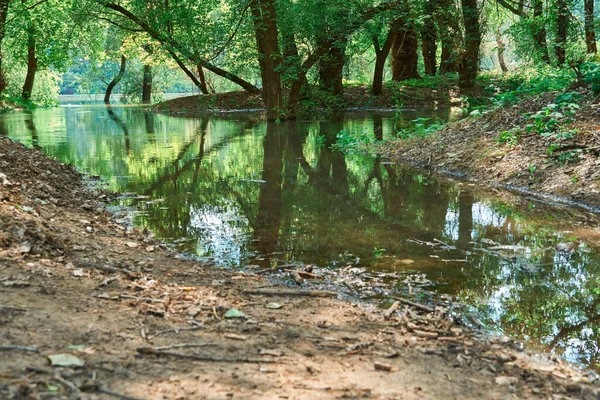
[1,136,600,399]
[383,89,600,211]
[153,84,469,118]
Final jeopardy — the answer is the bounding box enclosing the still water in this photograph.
[2,104,600,370]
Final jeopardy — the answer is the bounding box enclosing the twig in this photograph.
[136,347,275,363]
[395,297,434,313]
[119,295,164,303]
[0,304,27,312]
[244,288,337,298]
[289,271,303,285]
[0,345,38,352]
[53,375,80,394]
[283,269,322,279]
[433,238,456,250]
[153,343,214,351]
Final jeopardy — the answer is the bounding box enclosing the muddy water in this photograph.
[2,105,600,370]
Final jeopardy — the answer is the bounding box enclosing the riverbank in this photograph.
[153,80,472,118]
[1,139,600,398]
[382,88,600,211]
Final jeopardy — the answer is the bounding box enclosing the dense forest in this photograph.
[0,0,596,116]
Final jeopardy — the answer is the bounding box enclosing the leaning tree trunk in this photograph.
[584,0,597,54]
[196,65,211,94]
[142,64,152,103]
[458,0,481,88]
[532,0,550,63]
[390,11,420,82]
[555,0,568,65]
[104,55,126,104]
[250,0,283,121]
[496,29,508,73]
[318,41,346,96]
[420,0,437,76]
[21,20,37,101]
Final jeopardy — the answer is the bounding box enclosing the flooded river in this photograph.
[2,104,600,371]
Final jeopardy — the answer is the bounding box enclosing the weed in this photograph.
[496,129,520,145]
[373,247,387,259]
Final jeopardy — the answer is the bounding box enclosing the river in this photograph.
[2,104,600,371]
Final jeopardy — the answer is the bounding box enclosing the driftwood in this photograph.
[383,301,400,319]
[395,297,434,313]
[289,271,303,285]
[245,288,337,297]
[137,347,275,363]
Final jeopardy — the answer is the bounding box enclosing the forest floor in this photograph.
[153,83,472,118]
[381,88,600,211]
[2,139,600,399]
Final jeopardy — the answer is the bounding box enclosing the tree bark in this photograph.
[0,0,9,94]
[438,0,459,73]
[318,41,346,96]
[390,8,420,82]
[420,0,437,76]
[196,65,211,94]
[249,0,283,121]
[585,0,597,54]
[555,0,568,65]
[142,64,152,103]
[532,0,550,63]
[104,55,126,104]
[458,0,481,88]
[496,29,508,73]
[21,18,37,101]
[165,48,207,94]
[372,29,395,95]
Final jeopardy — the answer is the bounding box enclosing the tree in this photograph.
[584,0,597,54]
[390,2,420,82]
[458,0,481,88]
[420,0,437,76]
[104,54,126,103]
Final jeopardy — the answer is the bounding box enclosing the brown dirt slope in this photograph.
[1,137,599,399]
[383,90,600,210]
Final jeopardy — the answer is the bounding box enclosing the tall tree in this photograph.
[554,0,568,65]
[584,0,597,54]
[104,55,126,103]
[249,0,283,121]
[371,20,396,95]
[21,1,36,101]
[420,0,437,76]
[532,0,550,63]
[458,0,481,88]
[390,3,420,82]
[0,0,9,94]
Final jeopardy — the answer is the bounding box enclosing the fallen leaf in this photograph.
[72,269,85,277]
[398,259,414,265]
[266,303,283,309]
[494,376,518,386]
[48,353,85,367]
[126,242,139,248]
[224,308,245,319]
[224,333,248,340]
[259,349,285,357]
[145,246,155,252]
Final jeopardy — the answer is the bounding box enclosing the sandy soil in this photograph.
[1,136,600,400]
[383,90,600,211]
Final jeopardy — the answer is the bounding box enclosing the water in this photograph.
[2,104,600,370]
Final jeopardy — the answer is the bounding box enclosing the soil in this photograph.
[382,90,600,211]
[153,84,473,118]
[1,136,600,400]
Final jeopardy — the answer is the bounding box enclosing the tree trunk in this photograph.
[390,10,420,82]
[372,30,395,95]
[250,0,283,121]
[496,29,508,73]
[196,65,211,94]
[0,1,9,94]
[585,0,597,54]
[142,64,152,103]
[420,0,437,76]
[104,55,126,104]
[21,20,37,101]
[555,0,568,65]
[318,41,346,96]
[532,0,550,63]
[438,0,459,73]
[458,0,481,88]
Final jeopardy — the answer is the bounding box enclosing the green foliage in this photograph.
[395,117,445,140]
[580,61,600,95]
[331,129,378,154]
[490,68,575,107]
[373,247,386,259]
[496,129,520,145]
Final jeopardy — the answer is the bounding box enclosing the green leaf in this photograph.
[224,308,245,319]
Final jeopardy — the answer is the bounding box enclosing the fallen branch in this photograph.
[383,301,400,320]
[245,288,337,297]
[153,343,214,351]
[136,347,275,363]
[283,269,322,279]
[81,383,144,400]
[0,304,27,312]
[149,325,203,338]
[119,294,164,303]
[289,271,303,286]
[395,297,434,313]
[0,345,38,352]
[53,375,80,394]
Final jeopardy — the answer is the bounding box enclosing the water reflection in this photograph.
[2,105,600,370]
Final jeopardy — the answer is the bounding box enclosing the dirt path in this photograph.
[1,136,599,399]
